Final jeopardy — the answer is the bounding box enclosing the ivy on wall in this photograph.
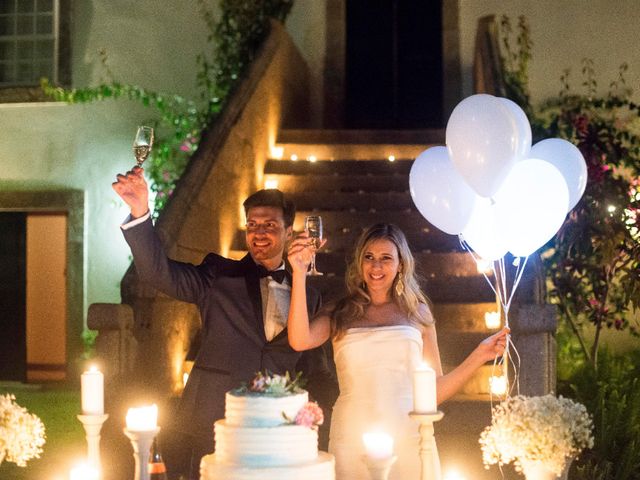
[42,0,293,215]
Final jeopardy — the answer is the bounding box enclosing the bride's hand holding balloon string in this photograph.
[475,327,510,363]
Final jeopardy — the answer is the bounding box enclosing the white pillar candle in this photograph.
[70,462,100,480]
[362,432,394,460]
[413,362,437,413]
[126,404,158,431]
[81,365,104,415]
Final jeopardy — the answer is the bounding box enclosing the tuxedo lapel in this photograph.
[240,254,267,343]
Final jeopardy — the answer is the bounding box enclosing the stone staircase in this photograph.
[231,129,528,478]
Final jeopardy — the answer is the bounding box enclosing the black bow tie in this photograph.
[257,265,287,284]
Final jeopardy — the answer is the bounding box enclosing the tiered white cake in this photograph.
[200,377,335,480]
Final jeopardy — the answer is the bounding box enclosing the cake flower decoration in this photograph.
[293,402,324,428]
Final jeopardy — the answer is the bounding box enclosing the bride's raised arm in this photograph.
[287,232,331,351]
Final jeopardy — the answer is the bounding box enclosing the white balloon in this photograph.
[446,94,523,197]
[494,159,570,257]
[409,146,477,235]
[499,97,532,162]
[530,138,587,210]
[461,197,509,261]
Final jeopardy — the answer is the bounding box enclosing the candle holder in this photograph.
[409,411,444,480]
[124,427,161,480]
[361,454,398,480]
[77,413,109,472]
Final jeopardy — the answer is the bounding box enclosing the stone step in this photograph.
[306,275,497,305]
[266,172,410,193]
[314,251,486,277]
[439,332,504,367]
[273,128,444,160]
[432,302,502,333]
[292,211,460,252]
[265,158,413,175]
[287,190,415,212]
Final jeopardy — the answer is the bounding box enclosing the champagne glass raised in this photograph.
[133,126,154,167]
[304,215,324,276]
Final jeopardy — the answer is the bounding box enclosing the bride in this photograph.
[287,223,509,480]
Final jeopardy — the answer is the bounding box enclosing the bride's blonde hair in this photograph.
[330,223,432,338]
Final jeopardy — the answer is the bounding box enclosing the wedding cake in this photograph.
[200,372,335,480]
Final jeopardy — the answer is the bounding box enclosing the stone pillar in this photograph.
[509,304,557,396]
[87,303,138,382]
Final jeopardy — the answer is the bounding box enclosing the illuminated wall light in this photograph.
[264,179,279,190]
[270,146,284,159]
[484,311,501,329]
[388,155,396,162]
[308,155,317,163]
[290,154,298,161]
[489,375,508,396]
[443,469,467,480]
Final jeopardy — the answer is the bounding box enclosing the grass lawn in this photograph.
[0,384,85,480]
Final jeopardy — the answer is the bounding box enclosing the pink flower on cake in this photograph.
[294,402,324,428]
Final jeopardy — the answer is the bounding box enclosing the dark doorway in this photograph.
[0,212,27,381]
[345,0,443,129]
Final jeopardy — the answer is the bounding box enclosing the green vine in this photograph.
[41,0,294,215]
[499,16,640,369]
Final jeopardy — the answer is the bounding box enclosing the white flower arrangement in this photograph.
[479,394,594,476]
[0,394,46,467]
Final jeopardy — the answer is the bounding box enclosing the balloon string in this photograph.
[458,236,526,399]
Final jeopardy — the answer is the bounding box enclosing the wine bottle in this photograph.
[149,438,168,480]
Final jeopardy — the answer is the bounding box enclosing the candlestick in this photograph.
[81,366,104,415]
[77,413,109,472]
[413,362,437,413]
[124,427,161,480]
[409,411,444,480]
[361,454,398,480]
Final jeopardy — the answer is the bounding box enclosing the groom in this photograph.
[113,166,337,480]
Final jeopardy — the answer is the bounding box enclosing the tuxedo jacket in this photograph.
[123,217,336,440]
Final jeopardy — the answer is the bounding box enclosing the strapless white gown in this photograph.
[329,325,434,480]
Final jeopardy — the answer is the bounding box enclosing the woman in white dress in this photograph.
[287,223,509,480]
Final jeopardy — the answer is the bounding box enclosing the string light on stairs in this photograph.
[489,375,508,396]
[290,154,298,161]
[475,258,494,274]
[264,178,279,190]
[270,145,284,159]
[308,155,317,162]
[388,155,396,162]
[484,311,501,329]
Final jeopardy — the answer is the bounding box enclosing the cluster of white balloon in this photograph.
[410,94,588,396]
[410,93,587,262]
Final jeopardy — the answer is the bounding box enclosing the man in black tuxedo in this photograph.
[113,166,336,480]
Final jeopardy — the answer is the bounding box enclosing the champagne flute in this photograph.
[133,126,154,167]
[304,215,324,276]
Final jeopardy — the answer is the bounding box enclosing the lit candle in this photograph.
[70,462,100,480]
[362,432,394,460]
[126,404,158,431]
[413,362,437,413]
[81,365,104,415]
